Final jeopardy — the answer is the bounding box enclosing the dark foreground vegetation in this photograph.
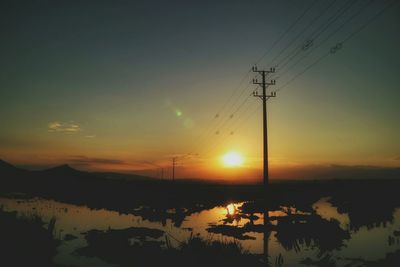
[0,208,60,267]
[0,207,264,267]
[77,228,264,267]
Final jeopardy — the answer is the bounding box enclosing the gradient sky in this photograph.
[1,0,399,181]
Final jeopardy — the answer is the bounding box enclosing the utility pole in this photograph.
[170,153,196,182]
[172,157,177,181]
[252,65,276,266]
[252,66,276,192]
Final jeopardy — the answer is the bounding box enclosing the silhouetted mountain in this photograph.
[36,164,92,180]
[0,159,26,175]
[33,164,157,182]
[0,159,31,183]
[41,164,78,174]
[0,159,31,192]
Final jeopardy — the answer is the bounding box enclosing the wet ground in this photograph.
[1,196,399,267]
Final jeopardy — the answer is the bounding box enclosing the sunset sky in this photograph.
[1,0,399,182]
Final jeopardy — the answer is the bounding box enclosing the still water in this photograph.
[1,196,399,267]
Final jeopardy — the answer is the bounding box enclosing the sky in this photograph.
[1,0,399,182]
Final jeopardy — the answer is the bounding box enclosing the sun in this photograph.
[222,151,244,167]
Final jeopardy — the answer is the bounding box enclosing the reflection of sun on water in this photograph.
[226,203,236,216]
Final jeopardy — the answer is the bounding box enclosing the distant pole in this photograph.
[252,66,276,265]
[161,168,164,179]
[172,157,177,181]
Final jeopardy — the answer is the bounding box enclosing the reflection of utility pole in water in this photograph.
[252,66,276,266]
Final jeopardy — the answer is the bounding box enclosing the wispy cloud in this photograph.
[84,135,96,138]
[270,164,400,180]
[68,156,125,165]
[48,121,81,133]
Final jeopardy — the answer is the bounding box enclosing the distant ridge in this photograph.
[0,159,26,175]
[40,164,83,175]
[0,159,18,169]
[0,159,155,183]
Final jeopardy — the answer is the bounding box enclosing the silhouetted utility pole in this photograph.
[170,153,196,181]
[172,157,177,181]
[252,65,276,266]
[252,66,276,192]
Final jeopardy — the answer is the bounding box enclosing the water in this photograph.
[1,196,399,267]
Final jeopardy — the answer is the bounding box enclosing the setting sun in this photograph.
[222,151,244,167]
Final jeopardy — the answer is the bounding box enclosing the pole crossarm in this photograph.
[253,91,276,100]
[252,66,277,101]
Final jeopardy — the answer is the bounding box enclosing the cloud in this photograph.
[84,135,96,138]
[48,121,81,133]
[270,164,400,180]
[68,156,125,166]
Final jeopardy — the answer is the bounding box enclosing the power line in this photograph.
[275,0,376,84]
[198,0,335,157]
[268,0,326,65]
[274,0,359,76]
[200,95,260,157]
[232,102,262,134]
[191,0,393,159]
[213,92,254,133]
[255,0,319,65]
[199,97,257,157]
[189,82,254,155]
[341,0,398,44]
[194,0,397,188]
[214,70,253,119]
[212,0,342,159]
[194,1,320,157]
[276,0,398,92]
[276,52,330,92]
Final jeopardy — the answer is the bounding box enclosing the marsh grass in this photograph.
[77,228,263,267]
[0,207,60,267]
